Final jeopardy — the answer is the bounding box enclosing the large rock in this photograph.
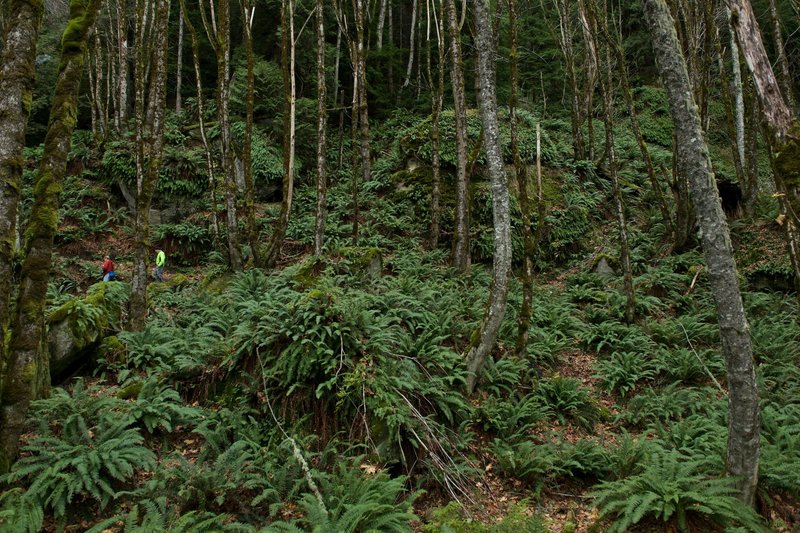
[47,282,128,382]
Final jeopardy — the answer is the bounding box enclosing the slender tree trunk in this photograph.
[313,0,328,255]
[645,0,759,506]
[428,0,445,249]
[129,0,171,331]
[578,0,597,161]
[0,0,44,381]
[241,0,260,267]
[591,0,674,242]
[510,0,534,356]
[376,0,387,48]
[555,0,585,161]
[175,4,183,113]
[355,0,371,243]
[179,0,219,244]
[445,0,469,270]
[264,0,296,267]
[599,45,635,323]
[766,0,794,110]
[465,0,511,394]
[115,0,128,131]
[401,0,418,92]
[0,0,102,472]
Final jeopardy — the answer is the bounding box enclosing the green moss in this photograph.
[775,121,800,189]
[293,256,325,288]
[116,381,143,399]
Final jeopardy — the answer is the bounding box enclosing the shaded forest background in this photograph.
[1,0,800,530]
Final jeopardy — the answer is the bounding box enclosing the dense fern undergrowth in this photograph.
[5,104,800,532]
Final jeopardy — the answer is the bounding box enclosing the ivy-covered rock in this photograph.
[46,282,128,381]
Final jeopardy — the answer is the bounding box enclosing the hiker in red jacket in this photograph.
[102,255,116,281]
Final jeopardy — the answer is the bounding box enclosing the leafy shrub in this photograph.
[123,377,201,433]
[593,450,763,532]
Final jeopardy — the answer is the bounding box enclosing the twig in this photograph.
[678,323,724,393]
[685,265,704,295]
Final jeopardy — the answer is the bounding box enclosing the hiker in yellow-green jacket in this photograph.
[154,249,166,282]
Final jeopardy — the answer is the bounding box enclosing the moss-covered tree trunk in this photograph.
[241,0,260,267]
[313,0,328,256]
[0,0,44,383]
[644,0,759,505]
[445,0,470,270]
[0,0,103,473]
[465,0,511,394]
[264,0,296,268]
[129,0,171,331]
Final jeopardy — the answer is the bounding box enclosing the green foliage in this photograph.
[86,497,249,533]
[421,501,548,532]
[593,450,763,532]
[594,351,657,397]
[153,222,211,263]
[0,488,44,533]
[621,383,722,427]
[535,377,600,429]
[2,415,156,519]
[124,377,201,433]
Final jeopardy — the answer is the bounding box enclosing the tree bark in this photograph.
[766,0,794,110]
[428,0,445,249]
[0,0,102,472]
[0,0,44,385]
[445,0,469,270]
[401,0,418,92]
[129,0,171,331]
[644,0,759,506]
[465,0,511,394]
[175,4,183,113]
[555,0,585,161]
[264,0,296,267]
[313,0,328,256]
[241,0,260,267]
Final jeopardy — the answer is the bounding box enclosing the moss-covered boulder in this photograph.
[47,281,129,381]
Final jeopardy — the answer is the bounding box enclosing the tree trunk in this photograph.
[129,0,171,331]
[591,0,674,243]
[313,0,328,256]
[0,0,102,472]
[555,0,585,161]
[766,0,794,110]
[599,45,635,323]
[428,0,445,249]
[179,0,219,245]
[401,0,418,92]
[445,0,469,270]
[264,0,296,267]
[0,0,44,384]
[241,0,260,267]
[465,0,511,394]
[376,0,387,49]
[644,0,759,506]
[175,4,183,113]
[114,0,128,131]
[509,0,534,356]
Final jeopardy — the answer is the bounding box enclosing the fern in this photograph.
[593,449,764,532]
[535,376,601,429]
[594,351,657,397]
[0,488,44,533]
[124,377,201,433]
[3,415,156,519]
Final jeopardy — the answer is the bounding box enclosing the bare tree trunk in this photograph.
[376,0,387,48]
[578,0,597,161]
[465,0,511,394]
[401,0,418,92]
[509,0,534,356]
[766,0,794,110]
[0,0,43,378]
[0,0,102,472]
[313,0,328,255]
[241,0,260,267]
[599,45,635,323]
[175,4,183,113]
[445,0,469,270]
[356,0,371,241]
[428,0,445,248]
[129,0,171,331]
[555,0,585,160]
[264,0,296,267]
[179,0,219,244]
[645,0,759,506]
[114,0,128,131]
